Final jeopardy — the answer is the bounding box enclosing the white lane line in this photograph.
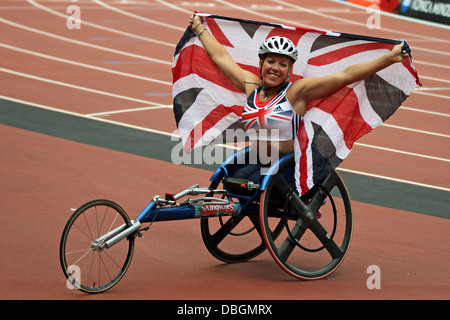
[87,105,172,117]
[413,60,450,70]
[416,88,450,91]
[400,106,450,117]
[381,123,450,138]
[412,90,450,100]
[419,75,450,84]
[337,167,450,192]
[354,142,450,163]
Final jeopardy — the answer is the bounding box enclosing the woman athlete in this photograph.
[189,13,408,183]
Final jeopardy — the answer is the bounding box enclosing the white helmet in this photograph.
[258,36,298,62]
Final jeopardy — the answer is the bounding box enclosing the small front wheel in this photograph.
[60,199,135,294]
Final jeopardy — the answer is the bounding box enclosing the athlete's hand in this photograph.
[189,13,203,31]
[391,41,410,62]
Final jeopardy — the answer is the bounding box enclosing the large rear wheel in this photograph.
[260,158,353,280]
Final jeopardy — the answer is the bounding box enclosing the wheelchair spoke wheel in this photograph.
[60,199,135,293]
[201,213,284,263]
[201,166,284,263]
[260,159,353,280]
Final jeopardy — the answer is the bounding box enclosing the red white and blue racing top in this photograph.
[242,83,301,141]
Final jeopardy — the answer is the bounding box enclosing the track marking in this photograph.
[381,123,450,138]
[87,105,172,117]
[417,88,450,91]
[337,167,450,192]
[400,106,450,117]
[26,0,176,47]
[154,0,192,14]
[0,43,171,85]
[419,76,450,84]
[93,0,185,31]
[0,17,172,64]
[413,90,450,100]
[354,142,450,163]
[0,67,161,106]
[413,60,450,70]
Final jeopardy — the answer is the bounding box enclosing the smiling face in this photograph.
[260,53,292,88]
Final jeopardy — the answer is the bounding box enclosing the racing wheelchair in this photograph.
[60,147,353,293]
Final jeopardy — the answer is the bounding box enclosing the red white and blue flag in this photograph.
[172,13,421,194]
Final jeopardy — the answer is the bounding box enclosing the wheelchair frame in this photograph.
[60,148,353,294]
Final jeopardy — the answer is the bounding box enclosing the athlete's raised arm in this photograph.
[189,14,259,95]
[287,42,408,116]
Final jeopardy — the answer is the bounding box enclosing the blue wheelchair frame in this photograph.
[135,147,293,224]
[60,146,353,293]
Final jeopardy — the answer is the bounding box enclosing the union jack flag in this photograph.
[172,14,421,194]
